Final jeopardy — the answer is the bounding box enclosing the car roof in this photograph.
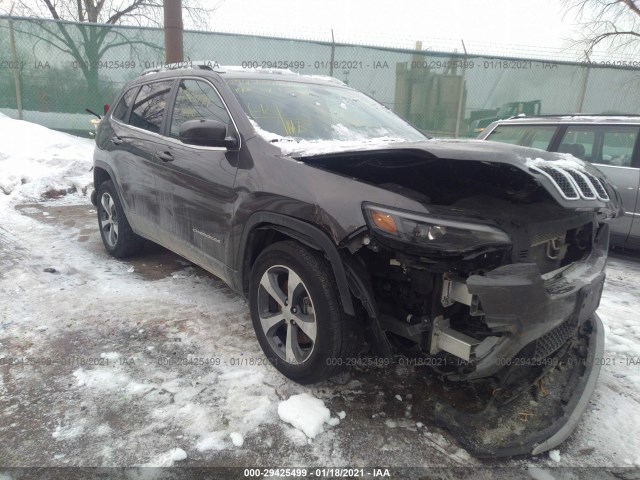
[131,62,348,88]
[489,114,640,125]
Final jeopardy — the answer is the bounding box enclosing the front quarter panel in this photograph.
[231,136,429,252]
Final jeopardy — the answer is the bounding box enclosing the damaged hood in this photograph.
[288,139,624,217]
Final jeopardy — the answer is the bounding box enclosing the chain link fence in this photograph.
[2,15,640,138]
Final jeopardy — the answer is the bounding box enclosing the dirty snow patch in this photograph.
[277,393,332,439]
[95,424,112,436]
[100,352,120,361]
[144,448,187,467]
[196,431,227,452]
[52,424,83,441]
[73,368,147,395]
[528,467,557,480]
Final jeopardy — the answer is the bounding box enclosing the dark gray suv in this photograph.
[92,63,622,457]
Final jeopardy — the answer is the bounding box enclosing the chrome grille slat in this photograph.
[564,169,596,199]
[581,171,610,201]
[532,165,579,200]
[531,164,609,201]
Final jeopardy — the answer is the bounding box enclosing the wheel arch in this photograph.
[236,212,356,316]
[92,162,127,212]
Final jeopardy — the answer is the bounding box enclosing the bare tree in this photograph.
[4,0,220,28]
[1,0,222,99]
[563,0,640,56]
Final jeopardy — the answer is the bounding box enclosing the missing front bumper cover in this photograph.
[429,316,480,362]
[432,315,604,457]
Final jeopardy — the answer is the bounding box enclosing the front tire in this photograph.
[249,241,358,384]
[96,180,143,258]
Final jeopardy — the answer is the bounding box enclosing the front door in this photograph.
[154,78,240,278]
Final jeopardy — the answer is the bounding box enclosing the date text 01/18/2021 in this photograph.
[243,468,391,477]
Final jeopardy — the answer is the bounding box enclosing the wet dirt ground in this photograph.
[1,200,638,478]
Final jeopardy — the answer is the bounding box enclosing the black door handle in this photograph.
[157,151,174,162]
[110,136,123,145]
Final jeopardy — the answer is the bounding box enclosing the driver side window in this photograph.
[169,79,230,139]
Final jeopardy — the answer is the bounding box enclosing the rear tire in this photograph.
[249,240,359,384]
[96,180,144,258]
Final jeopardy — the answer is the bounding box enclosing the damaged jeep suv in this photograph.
[92,63,622,457]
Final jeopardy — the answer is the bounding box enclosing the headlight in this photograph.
[363,204,511,252]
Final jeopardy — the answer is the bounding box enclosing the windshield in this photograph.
[226,78,426,143]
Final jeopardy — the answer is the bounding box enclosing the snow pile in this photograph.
[0,108,96,131]
[548,449,561,462]
[229,432,244,447]
[0,116,94,203]
[277,393,340,439]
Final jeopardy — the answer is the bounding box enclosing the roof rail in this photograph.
[140,60,223,77]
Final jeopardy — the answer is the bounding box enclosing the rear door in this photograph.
[554,125,640,247]
[154,77,240,278]
[110,79,175,240]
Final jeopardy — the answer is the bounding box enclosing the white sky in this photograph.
[210,0,581,58]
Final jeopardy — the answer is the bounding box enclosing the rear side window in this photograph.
[111,88,136,122]
[129,80,174,134]
[558,128,594,160]
[602,128,639,167]
[485,125,556,150]
[560,125,639,166]
[169,80,230,139]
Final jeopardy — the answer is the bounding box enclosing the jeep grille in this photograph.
[531,165,609,201]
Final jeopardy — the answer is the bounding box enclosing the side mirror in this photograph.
[178,119,238,149]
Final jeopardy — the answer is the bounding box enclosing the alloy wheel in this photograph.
[99,192,119,248]
[257,265,317,365]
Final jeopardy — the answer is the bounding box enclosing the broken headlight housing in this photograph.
[363,204,511,253]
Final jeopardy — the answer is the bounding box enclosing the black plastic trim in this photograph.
[236,212,356,316]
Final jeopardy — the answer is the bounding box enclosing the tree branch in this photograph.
[563,0,640,54]
[106,0,150,25]
[41,0,61,20]
[98,38,161,57]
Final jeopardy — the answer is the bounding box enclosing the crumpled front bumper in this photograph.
[434,313,604,457]
[464,223,609,380]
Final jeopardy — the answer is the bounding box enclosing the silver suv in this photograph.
[479,115,640,249]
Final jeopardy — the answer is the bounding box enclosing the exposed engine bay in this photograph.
[299,148,614,456]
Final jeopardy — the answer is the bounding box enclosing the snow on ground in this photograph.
[0,116,94,202]
[0,120,639,473]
